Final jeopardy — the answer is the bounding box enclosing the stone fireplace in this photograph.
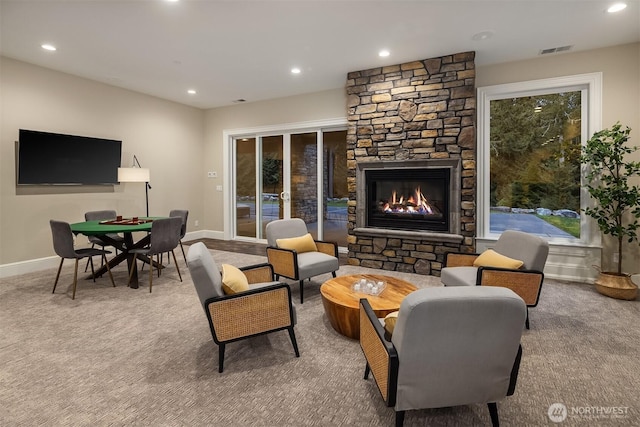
[346,51,476,276]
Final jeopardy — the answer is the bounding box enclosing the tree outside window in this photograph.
[489,92,582,238]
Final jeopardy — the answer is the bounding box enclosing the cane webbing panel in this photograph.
[242,265,273,284]
[315,241,337,257]
[480,270,543,306]
[208,287,291,342]
[446,253,478,267]
[266,248,297,279]
[360,307,391,404]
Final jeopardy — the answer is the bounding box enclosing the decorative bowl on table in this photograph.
[352,278,386,296]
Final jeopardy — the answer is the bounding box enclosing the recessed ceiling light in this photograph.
[472,31,494,41]
[378,50,390,57]
[607,2,627,13]
[41,44,57,51]
[291,67,301,74]
[187,89,196,95]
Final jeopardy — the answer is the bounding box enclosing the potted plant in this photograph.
[582,122,640,300]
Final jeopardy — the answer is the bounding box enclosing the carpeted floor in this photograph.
[1,245,639,426]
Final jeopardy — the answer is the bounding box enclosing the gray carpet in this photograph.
[1,247,639,426]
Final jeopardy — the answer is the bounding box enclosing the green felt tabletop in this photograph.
[70,217,165,235]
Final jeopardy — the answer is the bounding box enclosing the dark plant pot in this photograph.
[594,272,638,300]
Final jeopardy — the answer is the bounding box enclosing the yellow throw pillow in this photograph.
[473,249,524,269]
[384,311,399,335]
[221,264,249,295]
[276,233,318,254]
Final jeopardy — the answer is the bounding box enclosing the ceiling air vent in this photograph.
[540,45,573,55]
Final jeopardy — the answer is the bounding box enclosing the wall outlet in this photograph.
[207,171,217,178]
[216,185,223,191]
[612,253,619,264]
[194,220,199,227]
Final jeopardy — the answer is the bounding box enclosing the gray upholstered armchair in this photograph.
[265,218,339,303]
[440,230,548,328]
[187,242,299,373]
[359,286,526,427]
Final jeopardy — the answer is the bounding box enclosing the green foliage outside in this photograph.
[490,92,582,236]
[536,215,580,238]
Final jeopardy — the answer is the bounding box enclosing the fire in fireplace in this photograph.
[366,168,449,232]
[380,186,441,216]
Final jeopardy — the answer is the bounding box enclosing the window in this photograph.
[477,73,602,245]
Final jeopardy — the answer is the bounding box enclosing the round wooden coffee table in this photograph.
[320,274,417,339]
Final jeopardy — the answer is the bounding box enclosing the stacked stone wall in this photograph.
[346,51,477,276]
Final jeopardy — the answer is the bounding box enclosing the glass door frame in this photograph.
[222,118,347,243]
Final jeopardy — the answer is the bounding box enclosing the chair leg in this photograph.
[218,344,226,373]
[288,327,300,357]
[299,280,304,304]
[103,254,116,287]
[525,308,530,330]
[488,402,499,427]
[149,256,154,293]
[72,259,79,300]
[395,411,405,427]
[89,257,96,282]
[53,258,64,294]
[364,363,370,379]
[84,243,96,272]
[171,250,183,282]
[179,241,187,266]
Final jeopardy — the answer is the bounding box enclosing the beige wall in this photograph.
[0,57,205,265]
[203,89,347,232]
[2,42,639,275]
[477,42,640,274]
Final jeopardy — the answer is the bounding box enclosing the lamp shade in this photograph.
[118,167,150,183]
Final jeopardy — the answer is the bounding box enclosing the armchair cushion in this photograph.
[384,311,399,335]
[473,249,523,269]
[276,233,318,254]
[296,251,340,280]
[221,264,250,294]
[440,266,477,287]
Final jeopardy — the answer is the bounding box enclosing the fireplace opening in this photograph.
[366,168,449,232]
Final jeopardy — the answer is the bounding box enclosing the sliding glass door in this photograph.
[231,125,347,247]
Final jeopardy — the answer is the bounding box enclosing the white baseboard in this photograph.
[0,229,226,279]
[0,256,61,278]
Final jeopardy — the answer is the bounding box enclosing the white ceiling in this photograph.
[1,0,639,109]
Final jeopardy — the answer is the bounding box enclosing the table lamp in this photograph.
[118,155,151,217]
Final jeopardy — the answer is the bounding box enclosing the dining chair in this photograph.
[83,210,125,272]
[169,209,189,263]
[127,217,183,292]
[50,220,116,300]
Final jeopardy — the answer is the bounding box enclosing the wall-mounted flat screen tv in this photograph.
[17,129,122,185]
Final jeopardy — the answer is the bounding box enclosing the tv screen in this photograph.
[17,129,122,185]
